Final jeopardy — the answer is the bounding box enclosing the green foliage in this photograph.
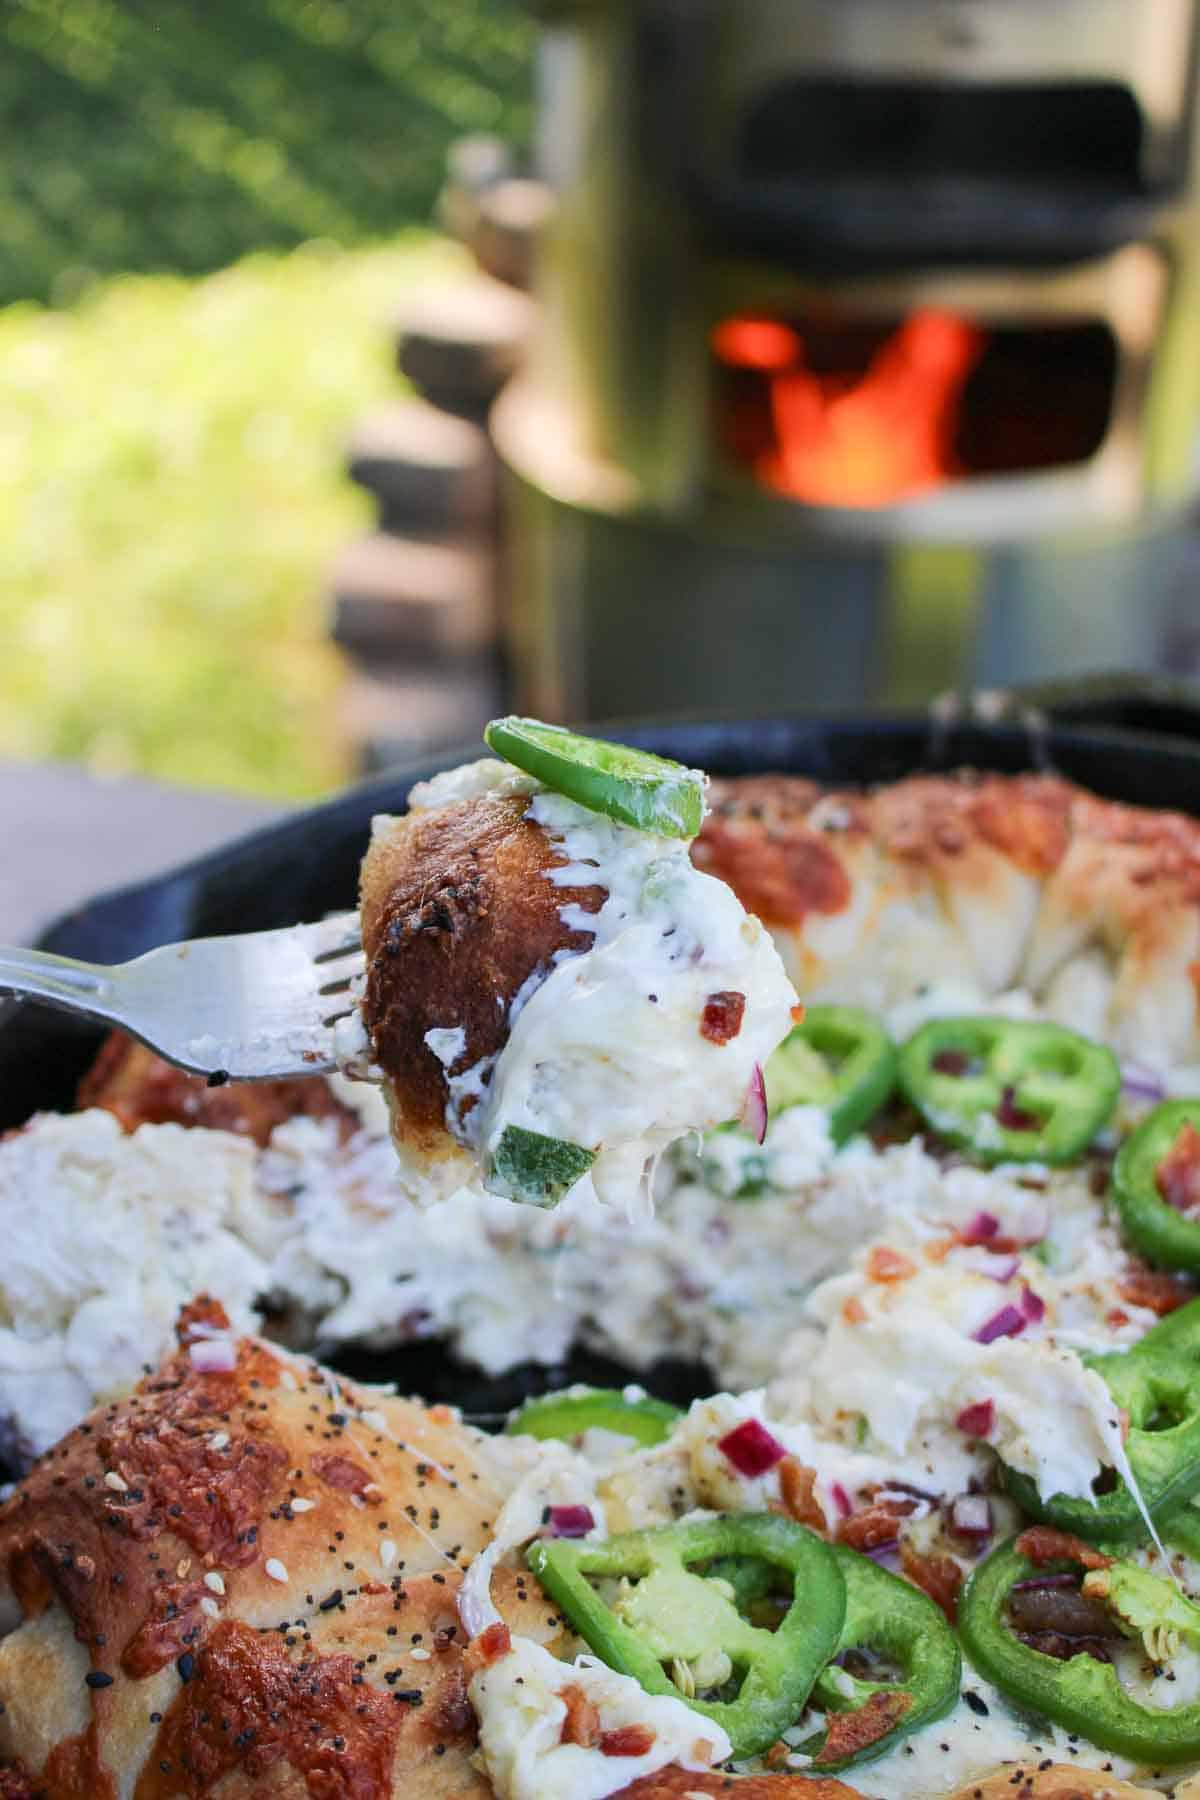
[0,0,535,304]
[0,234,464,797]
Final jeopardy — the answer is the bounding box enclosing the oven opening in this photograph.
[711,310,1118,507]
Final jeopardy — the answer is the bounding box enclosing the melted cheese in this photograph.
[471,1636,729,1800]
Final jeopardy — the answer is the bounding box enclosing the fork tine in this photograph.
[300,912,362,963]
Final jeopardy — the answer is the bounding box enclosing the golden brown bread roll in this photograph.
[0,1298,546,1797]
[359,788,602,1164]
[77,1031,358,1148]
[694,771,1200,1066]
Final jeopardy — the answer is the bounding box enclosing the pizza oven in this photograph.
[493,0,1200,719]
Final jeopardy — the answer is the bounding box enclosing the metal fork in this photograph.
[0,914,363,1080]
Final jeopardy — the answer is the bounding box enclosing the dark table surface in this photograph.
[4,759,285,945]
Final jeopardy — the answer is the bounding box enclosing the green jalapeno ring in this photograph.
[766,1006,897,1146]
[484,716,706,840]
[506,1387,682,1448]
[897,1016,1120,1166]
[802,1544,961,1772]
[959,1535,1200,1763]
[526,1514,845,1759]
[1113,1099,1200,1274]
[1002,1295,1200,1542]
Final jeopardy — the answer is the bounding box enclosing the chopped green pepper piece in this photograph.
[1004,1296,1200,1541]
[960,1534,1200,1763]
[897,1016,1119,1165]
[803,1544,961,1771]
[766,1005,897,1145]
[486,1125,595,1207]
[506,1387,681,1447]
[526,1514,844,1759]
[1113,1100,1200,1273]
[484,716,705,840]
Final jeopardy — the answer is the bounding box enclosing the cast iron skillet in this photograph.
[5,693,1200,1453]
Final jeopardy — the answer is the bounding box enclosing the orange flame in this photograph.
[717,308,985,507]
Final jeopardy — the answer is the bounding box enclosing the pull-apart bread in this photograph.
[694,771,1200,1067]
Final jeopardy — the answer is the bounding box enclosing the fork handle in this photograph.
[0,945,117,1021]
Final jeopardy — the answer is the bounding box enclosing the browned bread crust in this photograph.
[359,792,603,1152]
[694,771,1200,1063]
[0,1300,536,1797]
[77,1032,357,1148]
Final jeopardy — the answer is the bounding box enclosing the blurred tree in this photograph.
[0,0,535,305]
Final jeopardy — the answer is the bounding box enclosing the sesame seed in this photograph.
[200,1598,220,1619]
[290,1497,315,1513]
[410,1646,432,1661]
[361,1410,388,1433]
[209,1432,230,1451]
[104,1472,128,1493]
[265,1559,289,1584]
[380,1539,398,1570]
[204,1572,225,1595]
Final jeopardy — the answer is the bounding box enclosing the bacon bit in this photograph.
[764,1740,792,1769]
[899,1542,963,1624]
[470,1622,512,1670]
[995,1086,1041,1133]
[600,1724,657,1757]
[841,1295,868,1325]
[1106,1307,1131,1329]
[837,1497,915,1553]
[311,1452,376,1498]
[1015,1526,1114,1572]
[1118,1265,1193,1316]
[560,1684,602,1749]
[1157,1122,1200,1215]
[954,1399,995,1439]
[931,1050,972,1077]
[813,1690,912,1765]
[923,1236,956,1264]
[777,1458,829,1533]
[689,1737,716,1767]
[700,991,746,1045]
[865,1246,916,1283]
[790,1003,806,1024]
[175,1295,232,1344]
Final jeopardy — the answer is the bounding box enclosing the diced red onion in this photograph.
[972,1303,1026,1345]
[189,1337,237,1373]
[739,1062,768,1146]
[1019,1285,1046,1325]
[830,1481,852,1519]
[545,1505,595,1539]
[977,1253,1020,1284]
[1121,1063,1166,1104]
[950,1494,993,1539]
[717,1417,786,1478]
[865,1541,901,1566]
[955,1399,995,1438]
[960,1211,1000,1245]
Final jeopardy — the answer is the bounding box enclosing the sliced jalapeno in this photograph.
[506,1387,681,1447]
[897,1016,1119,1165]
[1004,1295,1200,1541]
[1113,1100,1200,1273]
[486,1124,595,1207]
[766,1006,897,1145]
[484,716,705,840]
[526,1514,844,1759]
[960,1533,1200,1763]
[802,1544,961,1771]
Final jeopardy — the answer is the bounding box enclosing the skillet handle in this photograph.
[957,673,1200,747]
